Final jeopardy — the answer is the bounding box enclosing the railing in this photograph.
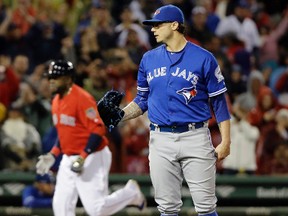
[1,172,288,215]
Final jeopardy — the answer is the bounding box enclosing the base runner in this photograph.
[36,60,146,216]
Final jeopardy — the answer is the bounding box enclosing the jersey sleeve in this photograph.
[77,94,106,136]
[133,57,149,112]
[204,54,227,97]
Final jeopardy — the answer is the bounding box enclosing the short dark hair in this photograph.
[177,23,186,34]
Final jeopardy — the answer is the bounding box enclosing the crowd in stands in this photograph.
[0,0,288,176]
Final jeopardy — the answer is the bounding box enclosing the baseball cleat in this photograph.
[125,179,147,210]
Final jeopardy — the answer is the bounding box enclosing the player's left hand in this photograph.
[214,140,230,161]
[97,90,125,130]
[71,156,85,173]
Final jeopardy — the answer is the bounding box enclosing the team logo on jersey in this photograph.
[86,107,97,119]
[176,86,198,105]
[215,66,224,83]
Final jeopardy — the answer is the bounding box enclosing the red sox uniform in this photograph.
[36,60,145,216]
[50,84,142,216]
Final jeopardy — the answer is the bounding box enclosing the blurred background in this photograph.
[0,0,288,215]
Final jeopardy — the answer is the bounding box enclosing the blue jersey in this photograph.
[22,185,53,208]
[134,42,227,125]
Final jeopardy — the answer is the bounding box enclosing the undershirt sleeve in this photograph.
[210,93,231,123]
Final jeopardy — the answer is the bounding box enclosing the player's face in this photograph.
[48,75,72,95]
[36,182,55,195]
[151,22,174,43]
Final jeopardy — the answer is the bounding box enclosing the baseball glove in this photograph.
[97,90,125,130]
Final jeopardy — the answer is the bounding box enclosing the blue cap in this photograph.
[237,0,249,8]
[143,5,184,25]
[35,173,55,184]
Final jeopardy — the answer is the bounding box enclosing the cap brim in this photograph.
[142,19,164,25]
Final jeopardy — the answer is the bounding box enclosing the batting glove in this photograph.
[36,153,55,175]
[71,156,85,173]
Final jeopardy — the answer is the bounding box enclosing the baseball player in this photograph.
[120,4,231,216]
[36,60,146,216]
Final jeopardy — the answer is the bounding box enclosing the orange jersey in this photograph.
[52,84,108,155]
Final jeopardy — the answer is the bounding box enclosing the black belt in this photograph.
[150,122,206,133]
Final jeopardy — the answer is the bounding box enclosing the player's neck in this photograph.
[166,36,187,52]
[59,84,73,98]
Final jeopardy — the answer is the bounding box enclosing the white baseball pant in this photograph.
[149,127,217,214]
[53,146,138,216]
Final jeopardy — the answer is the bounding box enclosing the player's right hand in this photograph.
[71,156,85,173]
[36,153,55,175]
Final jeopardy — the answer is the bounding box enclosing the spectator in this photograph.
[0,0,12,36]
[226,64,247,103]
[269,53,288,95]
[235,70,265,111]
[92,4,118,50]
[104,47,138,103]
[28,62,48,90]
[202,35,222,56]
[77,26,101,63]
[73,58,89,87]
[260,60,278,86]
[122,28,148,65]
[12,54,30,80]
[0,55,20,108]
[222,98,260,175]
[121,114,150,174]
[35,0,84,37]
[12,82,52,138]
[1,105,41,171]
[258,9,288,65]
[203,35,232,80]
[129,0,147,23]
[256,108,288,174]
[275,69,288,106]
[249,86,288,173]
[198,0,221,33]
[11,0,36,36]
[0,22,30,59]
[186,6,214,45]
[216,0,261,53]
[248,86,284,130]
[83,58,110,101]
[26,11,69,67]
[220,32,251,78]
[253,2,271,30]
[73,3,117,51]
[22,172,55,208]
[115,7,151,50]
[215,0,229,20]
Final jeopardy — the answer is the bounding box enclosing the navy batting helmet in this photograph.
[46,60,74,79]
